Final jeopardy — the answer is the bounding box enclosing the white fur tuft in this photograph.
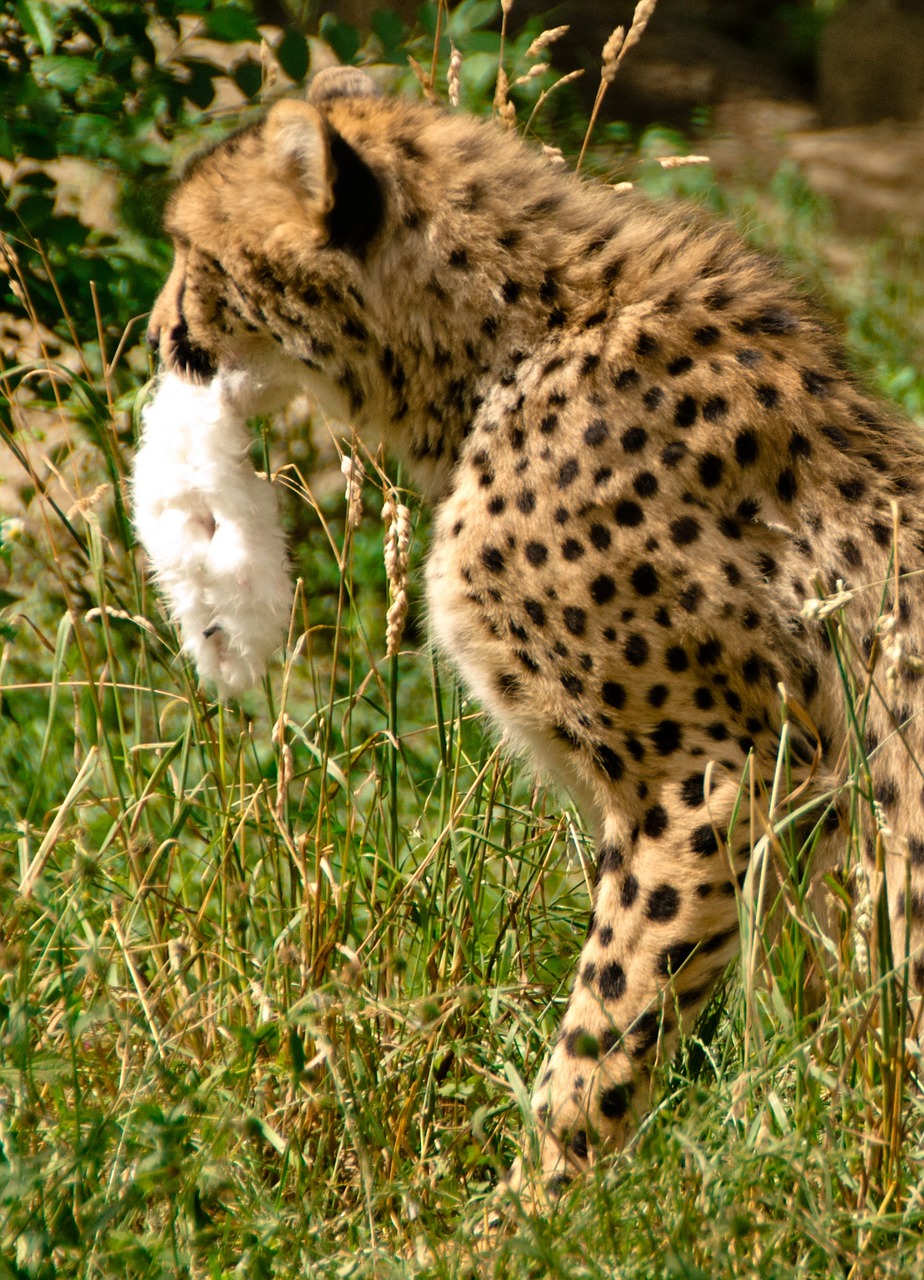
[132,372,294,697]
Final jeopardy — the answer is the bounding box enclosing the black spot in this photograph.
[666,646,689,672]
[694,687,714,710]
[595,744,625,781]
[448,247,469,268]
[600,1083,633,1120]
[598,842,624,875]
[838,477,865,501]
[487,495,505,514]
[776,468,797,502]
[755,383,779,409]
[680,774,704,807]
[481,546,505,573]
[693,325,721,347]
[697,638,722,666]
[651,720,683,755]
[564,1028,600,1059]
[735,431,760,466]
[590,523,612,551]
[736,348,761,367]
[630,564,659,597]
[591,575,617,605]
[517,489,536,514]
[621,875,639,908]
[633,471,659,499]
[839,537,862,568]
[667,355,694,376]
[691,825,719,856]
[599,961,627,1001]
[562,538,585,561]
[624,634,649,666]
[621,426,647,453]
[613,368,640,391]
[581,353,601,376]
[501,278,522,304]
[661,441,687,467]
[647,884,680,921]
[615,501,644,527]
[635,331,659,357]
[698,454,724,488]
[539,413,559,434]
[703,396,728,422]
[643,387,664,411]
[674,396,698,428]
[801,368,832,398]
[643,805,669,839]
[558,458,580,488]
[602,681,626,709]
[678,582,704,613]
[670,516,701,546]
[524,599,546,626]
[525,541,548,566]
[564,606,587,636]
[647,685,668,707]
[584,419,609,447]
[560,672,584,697]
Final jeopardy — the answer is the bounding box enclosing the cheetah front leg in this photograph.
[506,797,746,1199]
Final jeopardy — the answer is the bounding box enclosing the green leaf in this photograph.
[234,58,263,101]
[276,29,308,83]
[32,55,97,93]
[203,5,261,43]
[318,15,361,66]
[180,59,218,111]
[371,9,406,54]
[16,0,57,56]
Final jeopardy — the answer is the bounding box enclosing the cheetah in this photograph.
[136,66,924,1193]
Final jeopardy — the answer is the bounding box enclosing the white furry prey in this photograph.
[132,372,293,697]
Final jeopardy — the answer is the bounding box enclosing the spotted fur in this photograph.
[144,68,924,1189]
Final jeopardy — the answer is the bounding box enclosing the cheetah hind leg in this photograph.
[500,813,745,1207]
[133,371,293,697]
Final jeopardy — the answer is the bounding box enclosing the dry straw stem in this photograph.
[383,490,411,657]
[341,450,366,530]
[525,67,584,132]
[658,154,711,169]
[525,24,569,60]
[447,42,462,108]
[578,0,660,170]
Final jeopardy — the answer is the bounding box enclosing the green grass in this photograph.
[4,66,924,1280]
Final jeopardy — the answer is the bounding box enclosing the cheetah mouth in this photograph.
[163,318,218,384]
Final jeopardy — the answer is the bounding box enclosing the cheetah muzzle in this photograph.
[135,66,924,1193]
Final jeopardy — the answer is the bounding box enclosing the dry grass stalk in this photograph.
[493,66,516,130]
[525,67,584,132]
[525,25,568,60]
[407,54,438,103]
[578,0,660,169]
[658,154,711,169]
[447,42,461,108]
[341,451,365,530]
[383,491,411,657]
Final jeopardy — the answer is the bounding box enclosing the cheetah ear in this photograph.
[266,98,336,214]
[266,95,384,255]
[307,66,380,104]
